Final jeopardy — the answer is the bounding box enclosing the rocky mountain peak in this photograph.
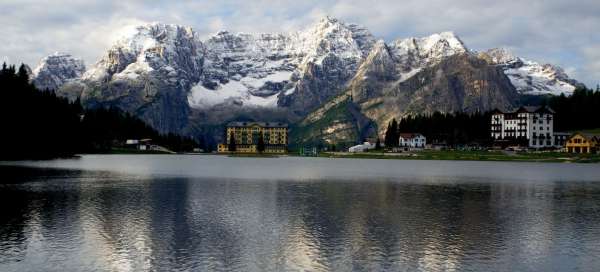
[480,48,520,65]
[390,31,467,61]
[83,22,204,83]
[296,16,375,61]
[31,52,85,91]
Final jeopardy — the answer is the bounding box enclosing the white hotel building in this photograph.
[491,106,556,148]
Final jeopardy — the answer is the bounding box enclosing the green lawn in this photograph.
[570,128,600,134]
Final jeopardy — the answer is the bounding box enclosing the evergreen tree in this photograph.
[390,118,399,147]
[228,133,237,152]
[257,133,265,153]
[384,122,393,147]
[17,64,29,83]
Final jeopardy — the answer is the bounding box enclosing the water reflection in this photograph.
[1,165,600,271]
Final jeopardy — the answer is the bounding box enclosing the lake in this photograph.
[1,155,600,271]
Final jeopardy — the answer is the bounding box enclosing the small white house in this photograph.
[348,142,375,153]
[125,139,152,150]
[399,133,426,148]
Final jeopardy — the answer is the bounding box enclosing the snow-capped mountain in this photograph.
[388,31,467,79]
[189,16,375,110]
[32,52,85,91]
[480,48,583,95]
[30,16,584,136]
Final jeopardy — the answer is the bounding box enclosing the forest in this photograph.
[0,63,199,160]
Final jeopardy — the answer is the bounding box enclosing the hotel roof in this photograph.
[226,121,288,128]
[492,106,555,114]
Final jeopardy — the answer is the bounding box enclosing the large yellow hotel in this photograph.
[217,122,288,153]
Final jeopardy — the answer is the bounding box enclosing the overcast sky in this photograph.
[1,0,598,87]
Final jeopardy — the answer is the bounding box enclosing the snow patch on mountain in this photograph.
[386,31,467,81]
[482,48,582,96]
[505,61,577,95]
[188,80,279,108]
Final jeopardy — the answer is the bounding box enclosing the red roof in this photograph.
[399,133,423,139]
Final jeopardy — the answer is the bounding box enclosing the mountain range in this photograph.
[30,16,584,148]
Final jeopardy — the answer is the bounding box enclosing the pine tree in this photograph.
[17,64,29,84]
[384,122,392,147]
[390,118,399,147]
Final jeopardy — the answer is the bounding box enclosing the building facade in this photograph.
[217,122,288,153]
[399,133,426,148]
[553,132,571,148]
[491,106,556,148]
[565,133,598,154]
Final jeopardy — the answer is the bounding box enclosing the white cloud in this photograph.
[0,0,598,87]
[582,45,600,87]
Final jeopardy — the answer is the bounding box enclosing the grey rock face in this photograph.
[31,53,85,91]
[311,53,520,140]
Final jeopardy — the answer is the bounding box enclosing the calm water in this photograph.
[1,155,600,271]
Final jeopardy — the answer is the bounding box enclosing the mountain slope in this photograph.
[298,53,520,142]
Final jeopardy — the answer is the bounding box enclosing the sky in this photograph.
[1,0,598,87]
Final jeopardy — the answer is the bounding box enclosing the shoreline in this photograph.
[3,150,599,164]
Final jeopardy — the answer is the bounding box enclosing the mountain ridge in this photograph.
[29,16,584,146]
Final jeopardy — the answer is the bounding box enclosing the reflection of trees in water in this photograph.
[0,186,31,263]
[0,167,85,265]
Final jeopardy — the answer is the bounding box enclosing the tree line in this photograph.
[384,111,492,147]
[0,63,199,160]
[546,86,600,132]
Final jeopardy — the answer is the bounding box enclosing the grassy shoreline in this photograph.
[311,150,600,163]
[13,149,595,164]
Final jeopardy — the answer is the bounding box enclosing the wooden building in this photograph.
[565,133,599,154]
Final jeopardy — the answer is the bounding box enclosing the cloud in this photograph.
[0,0,598,87]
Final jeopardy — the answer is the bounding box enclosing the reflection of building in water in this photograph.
[488,183,554,266]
